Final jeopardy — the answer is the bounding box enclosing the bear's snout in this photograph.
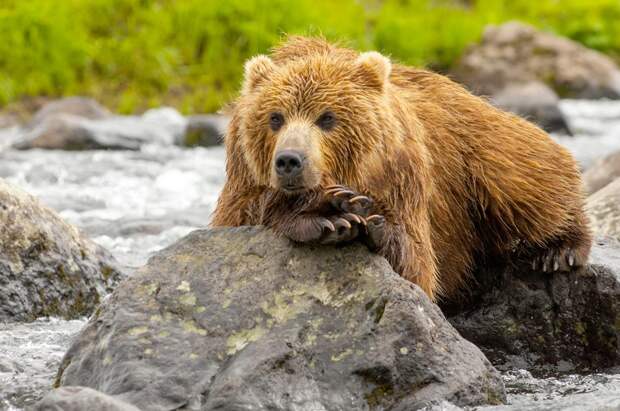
[274,149,306,190]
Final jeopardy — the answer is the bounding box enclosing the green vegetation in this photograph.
[1,0,619,113]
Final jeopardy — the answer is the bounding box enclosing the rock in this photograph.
[14,107,187,150]
[179,114,229,147]
[446,237,620,373]
[453,22,620,99]
[15,115,120,150]
[0,179,123,322]
[0,113,20,129]
[583,150,620,194]
[30,97,111,127]
[54,227,505,410]
[34,387,140,411]
[587,178,620,240]
[490,82,570,134]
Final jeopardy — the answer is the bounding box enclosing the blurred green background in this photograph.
[1,0,619,114]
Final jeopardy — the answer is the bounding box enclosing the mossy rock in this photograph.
[0,178,123,322]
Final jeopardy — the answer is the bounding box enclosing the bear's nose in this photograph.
[275,150,304,177]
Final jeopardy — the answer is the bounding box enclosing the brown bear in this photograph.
[211,36,592,302]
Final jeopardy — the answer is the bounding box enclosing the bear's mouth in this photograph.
[280,184,306,195]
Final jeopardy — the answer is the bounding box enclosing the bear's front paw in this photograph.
[319,213,364,245]
[282,213,364,245]
[324,185,387,250]
[324,185,374,217]
[531,242,589,273]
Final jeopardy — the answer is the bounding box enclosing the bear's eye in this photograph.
[317,111,336,131]
[269,112,284,131]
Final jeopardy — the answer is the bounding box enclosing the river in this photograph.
[1,100,620,410]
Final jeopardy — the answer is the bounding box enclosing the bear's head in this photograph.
[234,45,395,194]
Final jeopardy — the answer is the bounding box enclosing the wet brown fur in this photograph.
[211,37,592,302]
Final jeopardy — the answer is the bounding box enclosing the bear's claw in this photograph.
[319,213,362,244]
[343,212,364,225]
[322,185,388,249]
[319,218,336,233]
[325,186,374,217]
[349,195,370,204]
[531,246,580,273]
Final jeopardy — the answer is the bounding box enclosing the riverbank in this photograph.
[2,1,620,114]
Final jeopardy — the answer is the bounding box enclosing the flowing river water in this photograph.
[1,100,620,410]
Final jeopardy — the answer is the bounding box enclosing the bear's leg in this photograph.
[324,185,441,299]
[323,185,387,249]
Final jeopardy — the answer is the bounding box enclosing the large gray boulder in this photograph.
[52,227,505,410]
[0,179,123,322]
[447,238,620,373]
[453,22,620,99]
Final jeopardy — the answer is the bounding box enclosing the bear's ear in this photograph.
[354,51,392,91]
[242,55,276,95]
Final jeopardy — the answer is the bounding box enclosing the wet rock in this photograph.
[490,82,570,134]
[34,387,140,411]
[587,178,620,240]
[583,150,620,194]
[30,97,111,127]
[453,22,620,99]
[14,107,186,150]
[0,179,123,322]
[447,237,620,373]
[54,227,505,410]
[179,114,229,147]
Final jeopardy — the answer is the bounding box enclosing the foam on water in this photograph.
[0,145,226,270]
[555,99,620,169]
[0,318,86,410]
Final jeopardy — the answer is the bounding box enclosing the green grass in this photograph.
[1,0,619,114]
